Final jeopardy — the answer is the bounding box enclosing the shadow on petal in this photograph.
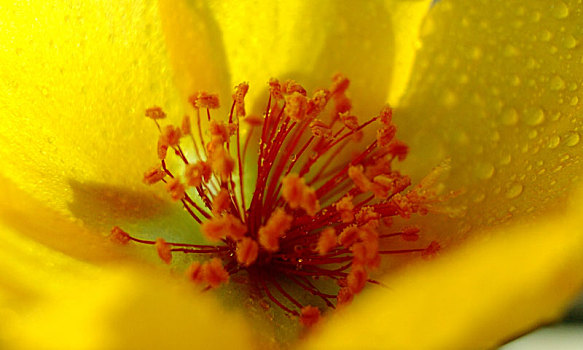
[67,179,206,245]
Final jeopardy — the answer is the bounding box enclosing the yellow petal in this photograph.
[395,0,583,236]
[0,175,253,349]
[158,0,232,102]
[2,265,254,350]
[0,2,192,219]
[303,187,583,349]
[176,0,432,115]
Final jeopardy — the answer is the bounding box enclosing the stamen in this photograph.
[114,75,451,326]
[236,237,259,267]
[156,238,172,264]
[203,258,229,288]
[300,306,321,327]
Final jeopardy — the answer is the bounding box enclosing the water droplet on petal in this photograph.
[501,108,519,125]
[523,107,545,126]
[565,132,580,147]
[531,11,541,22]
[499,154,512,165]
[548,135,561,149]
[551,1,569,19]
[540,30,552,42]
[505,183,523,199]
[475,162,495,180]
[562,34,577,49]
[550,75,566,91]
[504,44,520,57]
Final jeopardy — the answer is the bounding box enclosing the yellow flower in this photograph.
[1,0,582,349]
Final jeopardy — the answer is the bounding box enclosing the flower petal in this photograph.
[395,0,583,234]
[0,2,193,218]
[303,187,583,349]
[2,265,254,350]
[196,0,431,114]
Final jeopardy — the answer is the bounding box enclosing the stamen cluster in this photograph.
[112,74,444,326]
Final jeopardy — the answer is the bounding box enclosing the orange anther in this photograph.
[330,73,350,96]
[233,82,249,117]
[307,89,329,116]
[310,119,332,139]
[157,138,168,160]
[209,147,235,181]
[282,80,307,96]
[203,258,229,288]
[212,188,231,215]
[401,227,420,242]
[190,91,220,109]
[422,241,441,259]
[335,195,354,223]
[186,261,204,284]
[181,115,192,135]
[337,287,354,307]
[379,105,393,125]
[338,225,360,248]
[348,165,371,192]
[161,125,182,148]
[243,114,264,127]
[110,226,131,245]
[145,106,166,119]
[166,178,185,201]
[333,93,352,115]
[281,174,304,209]
[201,214,247,242]
[377,125,396,148]
[355,206,380,226]
[284,92,308,120]
[209,120,231,144]
[388,140,409,161]
[268,78,283,100]
[143,166,166,185]
[301,188,320,216]
[236,237,259,267]
[185,161,211,187]
[347,266,367,294]
[316,228,337,255]
[258,208,293,252]
[155,237,172,264]
[282,174,320,216]
[340,112,359,130]
[300,305,320,327]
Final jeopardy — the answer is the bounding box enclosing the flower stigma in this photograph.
[111,74,449,327]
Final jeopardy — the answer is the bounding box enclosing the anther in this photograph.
[258,208,293,252]
[401,227,420,242]
[203,258,229,288]
[236,237,259,267]
[145,106,166,120]
[110,226,131,245]
[143,167,166,185]
[156,237,172,264]
[300,305,321,327]
[186,261,204,284]
[422,241,441,259]
[347,266,367,294]
[233,82,249,117]
[316,228,337,256]
[284,92,308,120]
[166,178,186,201]
[190,91,220,109]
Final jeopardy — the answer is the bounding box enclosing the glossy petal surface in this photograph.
[396,0,583,240]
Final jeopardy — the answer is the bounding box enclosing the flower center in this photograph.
[111,74,446,327]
